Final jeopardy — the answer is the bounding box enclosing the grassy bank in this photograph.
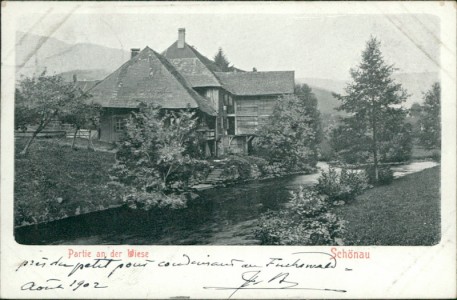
[15,138,121,227]
[334,165,440,245]
[14,137,317,227]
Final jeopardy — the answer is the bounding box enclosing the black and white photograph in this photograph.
[12,7,443,246]
[1,1,456,299]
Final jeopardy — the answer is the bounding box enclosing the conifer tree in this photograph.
[213,47,231,72]
[332,37,409,182]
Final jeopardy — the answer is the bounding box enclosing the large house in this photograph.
[88,29,295,156]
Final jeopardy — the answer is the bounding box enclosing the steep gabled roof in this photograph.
[162,42,222,88]
[87,47,216,115]
[214,71,295,96]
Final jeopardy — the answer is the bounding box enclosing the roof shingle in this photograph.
[214,71,295,96]
[163,42,222,87]
[87,47,216,115]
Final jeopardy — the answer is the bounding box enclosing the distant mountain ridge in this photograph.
[58,69,110,82]
[16,31,130,78]
[298,71,439,113]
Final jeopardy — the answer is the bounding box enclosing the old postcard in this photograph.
[1,1,456,298]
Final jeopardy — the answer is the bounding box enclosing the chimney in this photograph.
[178,28,185,49]
[131,48,140,59]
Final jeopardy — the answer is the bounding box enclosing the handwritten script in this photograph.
[15,251,347,297]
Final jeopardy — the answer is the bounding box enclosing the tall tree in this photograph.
[213,47,231,72]
[295,84,323,153]
[254,89,321,170]
[419,82,441,149]
[332,37,409,181]
[15,72,88,155]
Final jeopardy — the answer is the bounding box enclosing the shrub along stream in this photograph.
[254,165,440,246]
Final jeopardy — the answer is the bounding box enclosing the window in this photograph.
[228,117,235,135]
[114,117,126,131]
[227,96,234,114]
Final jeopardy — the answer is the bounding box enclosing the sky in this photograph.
[15,9,440,81]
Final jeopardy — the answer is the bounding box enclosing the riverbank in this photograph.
[14,138,316,227]
[14,138,122,227]
[323,144,440,169]
[15,159,441,245]
[191,160,316,191]
[333,165,440,245]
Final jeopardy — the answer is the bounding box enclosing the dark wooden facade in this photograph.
[98,108,135,143]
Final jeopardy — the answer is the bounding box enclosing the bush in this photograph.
[316,167,369,202]
[261,162,287,177]
[223,155,254,179]
[319,137,336,161]
[254,187,346,245]
[365,165,394,185]
[379,123,413,163]
[214,155,272,181]
[255,211,288,245]
[430,150,441,162]
[171,159,211,187]
[122,190,186,210]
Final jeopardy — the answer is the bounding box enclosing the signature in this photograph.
[204,270,347,298]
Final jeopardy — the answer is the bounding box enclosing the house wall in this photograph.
[196,91,283,155]
[204,88,220,111]
[234,95,279,135]
[99,108,135,142]
[196,87,233,156]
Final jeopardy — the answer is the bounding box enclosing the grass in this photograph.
[333,165,440,245]
[15,137,122,227]
[49,135,117,152]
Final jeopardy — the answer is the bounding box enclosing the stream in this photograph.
[14,160,438,245]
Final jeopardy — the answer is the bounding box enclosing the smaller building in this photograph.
[87,46,217,156]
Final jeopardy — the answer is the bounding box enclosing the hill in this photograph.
[392,72,439,106]
[308,85,343,115]
[58,69,111,82]
[299,72,439,111]
[16,31,129,78]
